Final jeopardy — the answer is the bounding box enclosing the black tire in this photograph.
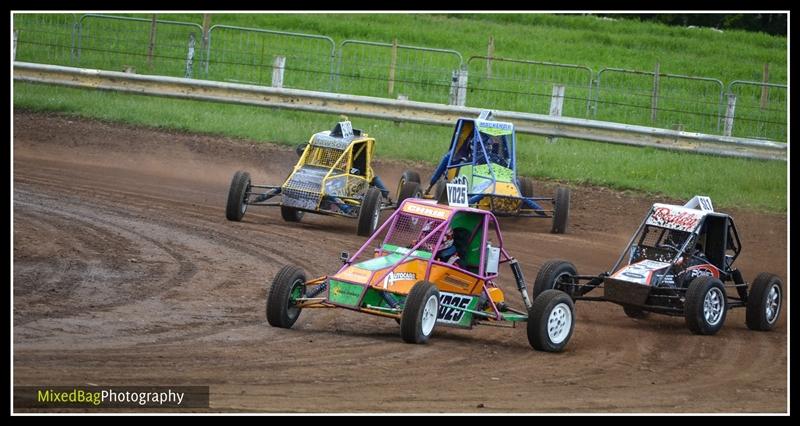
[396,170,421,198]
[280,206,304,222]
[266,265,306,329]
[527,289,575,352]
[684,276,727,335]
[519,177,534,198]
[295,143,307,157]
[400,281,440,344]
[746,272,782,331]
[434,179,448,205]
[532,260,577,300]
[551,187,570,234]
[397,181,422,206]
[225,170,250,221]
[357,187,382,236]
[623,306,649,319]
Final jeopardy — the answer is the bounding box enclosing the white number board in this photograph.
[446,176,469,207]
[339,121,354,139]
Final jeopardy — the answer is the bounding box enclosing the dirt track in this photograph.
[13,111,787,413]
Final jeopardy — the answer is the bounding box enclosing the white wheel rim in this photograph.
[421,295,438,336]
[766,284,781,324]
[241,201,247,215]
[547,302,572,344]
[703,287,724,326]
[372,208,379,231]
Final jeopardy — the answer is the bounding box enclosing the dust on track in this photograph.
[13,111,787,412]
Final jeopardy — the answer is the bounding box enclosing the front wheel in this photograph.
[684,276,727,335]
[226,170,251,221]
[266,265,307,329]
[746,272,782,331]
[295,143,307,157]
[551,187,570,234]
[397,181,422,206]
[400,281,440,344]
[357,187,383,236]
[434,179,448,205]
[532,260,577,300]
[527,289,575,352]
[281,206,304,222]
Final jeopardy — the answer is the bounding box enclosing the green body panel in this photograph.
[356,253,405,271]
[380,244,433,260]
[360,287,407,310]
[449,212,484,269]
[474,164,514,183]
[328,280,364,307]
[438,294,482,328]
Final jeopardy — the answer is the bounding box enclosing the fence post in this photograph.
[201,13,211,77]
[184,32,195,78]
[651,62,660,123]
[456,67,468,106]
[147,14,158,71]
[487,35,494,79]
[272,55,286,88]
[388,38,398,95]
[760,62,770,110]
[546,84,566,144]
[13,30,18,61]
[723,94,737,137]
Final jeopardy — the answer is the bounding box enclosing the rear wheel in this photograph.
[225,170,250,221]
[357,187,383,236]
[295,143,306,157]
[533,260,577,300]
[397,181,422,206]
[551,187,570,234]
[396,170,420,199]
[746,273,782,331]
[280,206,304,222]
[400,281,440,344]
[519,177,534,198]
[684,276,727,335]
[623,306,649,319]
[266,265,306,329]
[527,289,575,352]
[434,179,448,204]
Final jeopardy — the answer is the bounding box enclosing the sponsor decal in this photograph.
[437,292,473,324]
[612,260,671,285]
[646,205,704,232]
[381,271,417,289]
[328,280,363,306]
[442,274,472,289]
[475,120,514,136]
[683,264,720,279]
[402,202,451,220]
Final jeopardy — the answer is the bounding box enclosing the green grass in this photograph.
[14,82,786,212]
[13,13,788,140]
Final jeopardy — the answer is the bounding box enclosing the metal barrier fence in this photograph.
[466,56,594,118]
[725,81,787,142]
[14,14,79,66]
[594,68,725,136]
[12,13,788,144]
[205,25,335,91]
[335,40,463,104]
[77,14,203,78]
